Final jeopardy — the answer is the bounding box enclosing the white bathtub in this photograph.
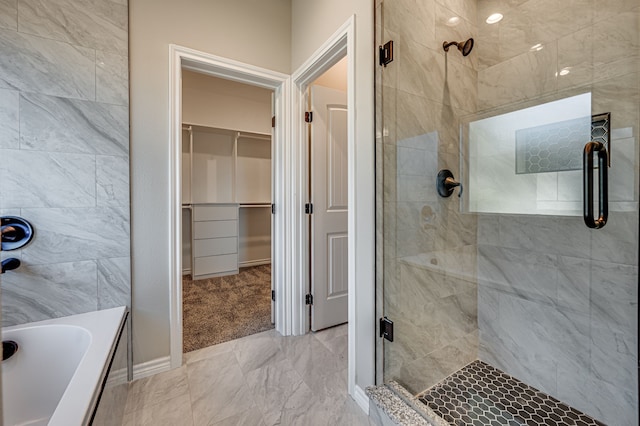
[2,307,127,426]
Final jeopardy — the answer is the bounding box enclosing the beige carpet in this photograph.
[182,264,273,353]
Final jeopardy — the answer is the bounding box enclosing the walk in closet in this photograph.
[182,125,272,280]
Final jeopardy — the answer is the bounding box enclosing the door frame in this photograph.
[168,44,290,369]
[291,16,358,399]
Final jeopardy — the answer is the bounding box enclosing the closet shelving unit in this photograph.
[182,124,272,280]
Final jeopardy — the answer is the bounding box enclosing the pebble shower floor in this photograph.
[418,360,605,426]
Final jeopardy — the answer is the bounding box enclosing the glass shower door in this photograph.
[377,1,639,425]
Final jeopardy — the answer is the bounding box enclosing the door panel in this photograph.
[310,85,348,331]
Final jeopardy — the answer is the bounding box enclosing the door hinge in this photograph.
[272,116,276,128]
[271,204,275,214]
[271,290,275,301]
[379,40,394,67]
[305,203,313,214]
[305,111,313,123]
[305,294,313,305]
[380,317,394,342]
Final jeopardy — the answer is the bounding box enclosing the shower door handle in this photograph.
[583,141,608,229]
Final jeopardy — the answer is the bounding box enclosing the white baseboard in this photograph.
[354,385,370,414]
[132,356,172,381]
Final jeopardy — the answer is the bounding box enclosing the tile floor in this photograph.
[123,324,374,425]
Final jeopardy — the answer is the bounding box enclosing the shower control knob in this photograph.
[437,169,463,198]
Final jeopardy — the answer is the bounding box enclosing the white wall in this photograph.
[182,70,273,134]
[292,0,376,392]
[313,57,348,92]
[129,0,291,365]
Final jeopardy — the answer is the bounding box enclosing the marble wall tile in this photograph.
[1,260,97,326]
[435,2,478,70]
[591,211,638,265]
[609,136,635,202]
[478,43,557,110]
[398,40,445,105]
[97,155,129,206]
[590,260,638,333]
[444,57,477,113]
[435,0,476,24]
[498,0,593,62]
[0,149,96,208]
[97,51,129,106]
[212,409,265,426]
[593,72,639,139]
[17,0,128,55]
[557,256,590,313]
[20,93,129,156]
[0,28,95,100]
[0,0,17,30]
[98,257,130,309]
[0,88,18,149]
[21,206,130,264]
[385,0,436,52]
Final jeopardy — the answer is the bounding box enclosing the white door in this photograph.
[310,85,348,331]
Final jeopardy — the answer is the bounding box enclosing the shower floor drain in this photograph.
[417,360,605,426]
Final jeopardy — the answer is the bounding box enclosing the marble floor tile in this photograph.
[125,325,371,426]
[122,393,193,426]
[125,365,189,414]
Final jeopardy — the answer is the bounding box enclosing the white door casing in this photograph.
[310,85,348,331]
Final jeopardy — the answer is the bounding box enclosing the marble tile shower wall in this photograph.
[0,0,130,326]
[475,1,639,424]
[380,0,480,395]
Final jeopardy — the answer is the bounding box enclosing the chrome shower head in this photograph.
[442,38,474,56]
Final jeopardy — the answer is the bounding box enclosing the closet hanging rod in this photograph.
[239,203,271,208]
[237,132,271,141]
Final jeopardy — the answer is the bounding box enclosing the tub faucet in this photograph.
[1,258,20,274]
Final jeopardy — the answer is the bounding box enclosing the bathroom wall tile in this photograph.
[475,0,502,70]
[0,0,17,30]
[477,214,500,246]
[97,257,130,309]
[0,88,18,149]
[591,211,638,265]
[593,72,639,140]
[97,51,129,106]
[557,26,594,91]
[122,394,194,426]
[0,149,96,208]
[478,43,557,110]
[609,137,635,202]
[187,352,256,425]
[557,256,591,313]
[478,245,558,303]
[435,2,478,70]
[385,0,436,52]
[591,10,640,84]
[557,170,581,201]
[0,29,95,100]
[498,0,593,63]
[435,0,476,24]
[18,0,127,55]
[97,155,129,207]
[445,57,477,113]
[398,40,445,105]
[590,260,638,333]
[536,172,557,201]
[590,322,636,391]
[1,260,97,326]
[20,93,129,156]
[21,207,130,264]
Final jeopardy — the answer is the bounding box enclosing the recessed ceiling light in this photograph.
[530,43,544,52]
[486,13,503,24]
[446,16,461,26]
[558,67,571,76]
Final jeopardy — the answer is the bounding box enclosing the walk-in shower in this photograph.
[376,1,639,425]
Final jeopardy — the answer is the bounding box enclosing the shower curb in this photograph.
[366,382,449,426]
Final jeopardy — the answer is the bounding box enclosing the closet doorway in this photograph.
[180,70,274,353]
